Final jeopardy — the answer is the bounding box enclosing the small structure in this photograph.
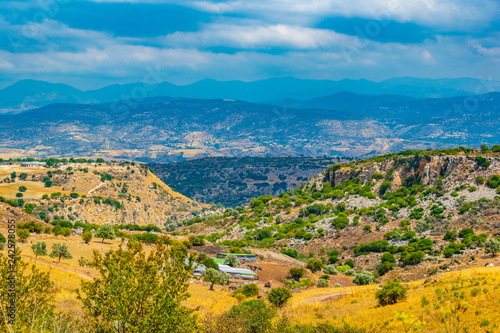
[190,261,258,281]
[20,161,46,167]
[217,252,257,262]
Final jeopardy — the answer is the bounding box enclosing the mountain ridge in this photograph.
[2,76,500,113]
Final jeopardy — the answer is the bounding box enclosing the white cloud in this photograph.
[188,0,499,29]
[164,24,351,49]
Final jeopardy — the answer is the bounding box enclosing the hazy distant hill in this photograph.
[0,92,499,160]
[270,92,415,112]
[2,76,500,112]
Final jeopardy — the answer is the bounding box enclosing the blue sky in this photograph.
[0,0,499,89]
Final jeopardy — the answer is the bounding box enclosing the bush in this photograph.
[224,254,241,267]
[344,269,356,276]
[226,300,275,332]
[353,271,374,285]
[306,258,323,273]
[17,229,30,242]
[288,267,305,281]
[189,236,206,246]
[375,280,408,306]
[281,249,298,258]
[268,287,293,307]
[334,283,341,288]
[82,231,93,244]
[377,261,394,276]
[18,185,27,192]
[379,180,391,195]
[323,265,338,275]
[237,283,259,297]
[317,278,329,288]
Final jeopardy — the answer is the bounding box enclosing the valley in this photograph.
[2,147,500,332]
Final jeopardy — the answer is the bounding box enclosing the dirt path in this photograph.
[22,255,93,281]
[87,182,105,195]
[252,248,306,266]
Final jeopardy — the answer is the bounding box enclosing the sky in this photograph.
[0,0,499,89]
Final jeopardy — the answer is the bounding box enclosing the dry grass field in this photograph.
[6,231,500,332]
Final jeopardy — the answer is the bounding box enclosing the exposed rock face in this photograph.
[324,155,500,192]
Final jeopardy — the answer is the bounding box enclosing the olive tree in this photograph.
[95,224,116,243]
[202,268,230,291]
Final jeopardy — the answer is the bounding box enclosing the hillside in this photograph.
[183,147,500,282]
[0,99,390,160]
[1,93,500,161]
[149,156,345,207]
[0,161,215,228]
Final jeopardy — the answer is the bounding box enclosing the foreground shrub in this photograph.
[234,283,259,297]
[375,280,408,306]
[268,287,293,308]
[78,239,199,332]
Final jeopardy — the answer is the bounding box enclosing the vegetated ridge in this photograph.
[0,159,217,229]
[182,146,500,282]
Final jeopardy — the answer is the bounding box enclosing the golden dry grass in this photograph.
[0,181,82,200]
[11,233,500,332]
[281,267,500,332]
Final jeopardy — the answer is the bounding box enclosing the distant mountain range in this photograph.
[2,76,500,113]
[0,91,499,161]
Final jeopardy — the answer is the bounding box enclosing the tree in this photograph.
[484,239,500,257]
[202,268,230,291]
[49,243,73,262]
[224,254,240,267]
[268,287,293,308]
[288,267,305,281]
[306,258,323,273]
[95,223,116,243]
[375,280,408,306]
[31,241,48,257]
[78,239,198,332]
[0,252,55,332]
[82,230,93,244]
[17,228,30,242]
[18,185,27,192]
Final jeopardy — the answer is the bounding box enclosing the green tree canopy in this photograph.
[31,241,48,257]
[268,287,293,308]
[78,239,198,332]
[49,243,73,262]
[202,268,230,291]
[95,224,116,243]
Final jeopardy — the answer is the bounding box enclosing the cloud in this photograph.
[164,24,351,50]
[0,0,499,88]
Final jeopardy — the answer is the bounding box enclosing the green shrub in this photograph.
[226,299,275,332]
[268,287,293,308]
[306,258,323,273]
[353,271,374,285]
[375,280,408,306]
[317,278,329,288]
[323,265,338,275]
[288,267,305,281]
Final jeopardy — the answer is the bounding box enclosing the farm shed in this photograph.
[217,253,257,262]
